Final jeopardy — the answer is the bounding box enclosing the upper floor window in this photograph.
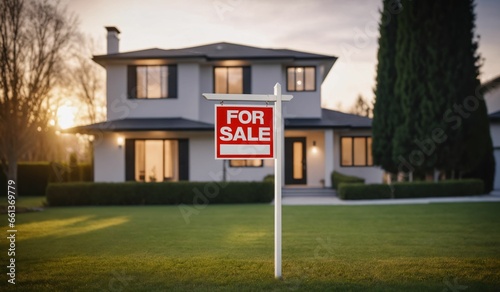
[340,136,373,167]
[128,65,177,99]
[287,66,316,92]
[214,66,251,94]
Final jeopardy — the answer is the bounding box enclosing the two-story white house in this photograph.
[69,27,383,187]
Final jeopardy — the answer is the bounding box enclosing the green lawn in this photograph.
[1,200,500,291]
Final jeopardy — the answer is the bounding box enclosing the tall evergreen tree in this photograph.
[372,0,401,174]
[389,0,494,190]
[454,0,495,192]
[392,0,430,175]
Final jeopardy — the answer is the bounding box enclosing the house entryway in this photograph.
[284,137,307,185]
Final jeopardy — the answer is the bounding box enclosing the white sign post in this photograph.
[203,83,292,279]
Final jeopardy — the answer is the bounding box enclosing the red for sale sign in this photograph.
[215,105,274,159]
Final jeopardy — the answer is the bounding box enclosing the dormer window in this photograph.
[287,66,316,92]
[128,65,177,99]
[214,66,251,94]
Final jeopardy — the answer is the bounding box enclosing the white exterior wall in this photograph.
[282,62,322,119]
[490,123,500,147]
[324,129,334,187]
[485,87,500,189]
[333,129,384,184]
[106,63,200,120]
[285,130,326,187]
[106,65,134,121]
[252,64,281,94]
[282,90,321,119]
[92,130,274,183]
[197,62,323,123]
[188,132,224,181]
[93,128,382,186]
[485,87,500,114]
[490,123,500,189]
[199,65,216,123]
[94,133,126,182]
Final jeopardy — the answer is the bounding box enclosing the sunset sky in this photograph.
[62,0,500,111]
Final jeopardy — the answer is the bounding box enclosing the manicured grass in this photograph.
[1,202,500,291]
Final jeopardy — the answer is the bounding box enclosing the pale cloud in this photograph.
[62,0,500,111]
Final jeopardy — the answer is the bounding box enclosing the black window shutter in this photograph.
[127,66,137,99]
[168,65,177,98]
[178,139,189,181]
[125,139,135,181]
[243,66,251,94]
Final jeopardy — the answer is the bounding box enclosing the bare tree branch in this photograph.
[0,0,77,186]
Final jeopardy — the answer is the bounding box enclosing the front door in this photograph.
[285,137,307,185]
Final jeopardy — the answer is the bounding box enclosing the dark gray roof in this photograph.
[285,109,372,129]
[481,75,500,94]
[65,109,371,134]
[64,118,214,133]
[94,42,336,62]
[490,110,500,121]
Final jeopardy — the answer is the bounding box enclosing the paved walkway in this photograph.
[273,190,500,206]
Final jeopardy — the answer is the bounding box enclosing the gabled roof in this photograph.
[93,42,336,62]
[285,109,372,129]
[65,109,371,134]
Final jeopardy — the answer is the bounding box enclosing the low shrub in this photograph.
[392,179,484,198]
[0,162,93,197]
[46,181,274,206]
[263,174,274,183]
[338,179,484,200]
[337,183,391,200]
[331,171,365,189]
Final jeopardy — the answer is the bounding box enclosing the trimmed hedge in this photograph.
[46,181,274,206]
[338,179,485,200]
[331,171,365,189]
[337,183,391,200]
[1,162,92,196]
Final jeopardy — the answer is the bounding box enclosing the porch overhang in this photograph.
[284,108,372,129]
[63,117,214,134]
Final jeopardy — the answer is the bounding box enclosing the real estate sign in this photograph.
[215,105,274,159]
[205,84,292,279]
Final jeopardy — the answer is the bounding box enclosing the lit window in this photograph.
[137,66,168,98]
[229,160,263,167]
[214,67,250,94]
[135,140,179,182]
[287,66,315,92]
[129,65,176,99]
[340,137,373,167]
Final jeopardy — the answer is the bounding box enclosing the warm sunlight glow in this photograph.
[57,104,77,129]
